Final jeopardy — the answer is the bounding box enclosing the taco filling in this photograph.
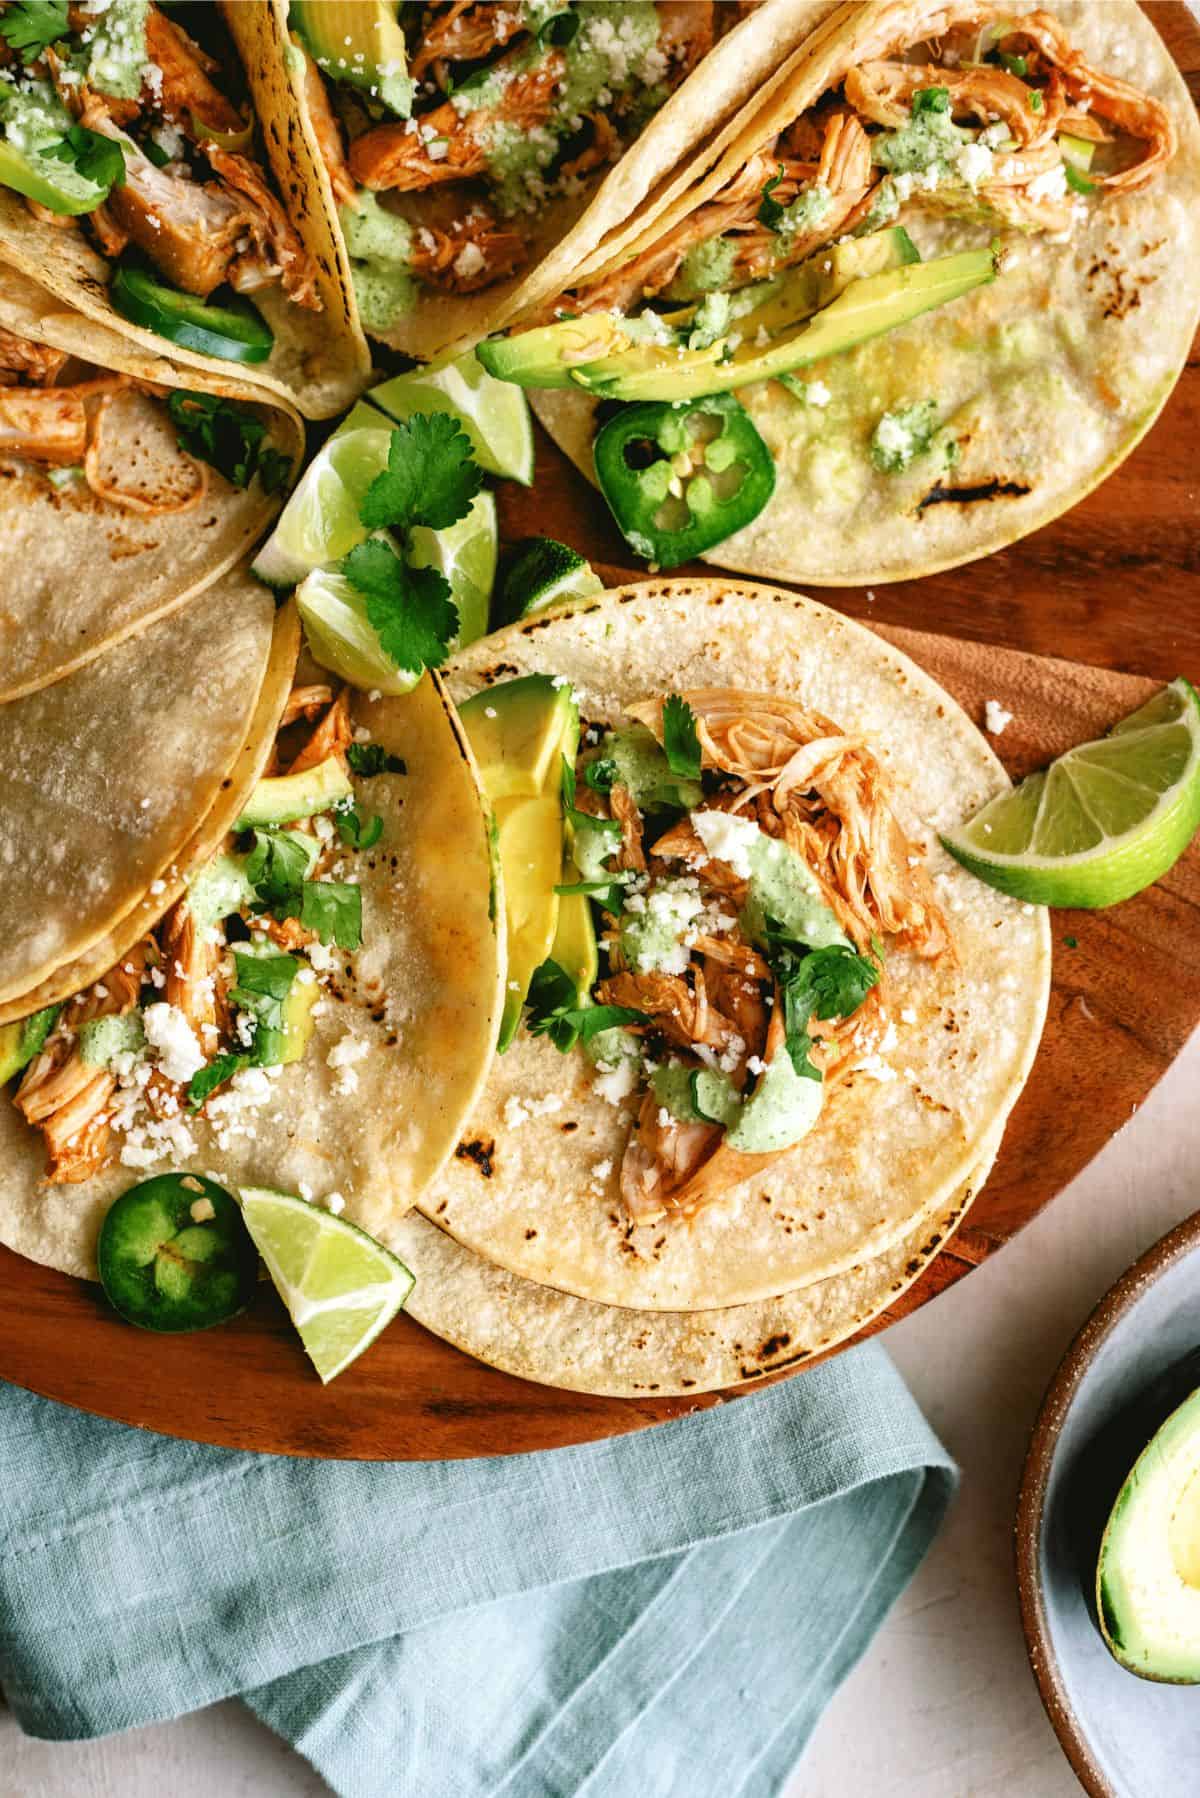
[544,2,1175,320]
[0,317,291,510]
[466,679,952,1228]
[292,0,725,333]
[4,680,376,1186]
[0,2,320,350]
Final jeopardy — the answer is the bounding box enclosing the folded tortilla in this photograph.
[254,0,842,359]
[431,579,1050,1312]
[0,671,506,1281]
[527,0,1200,583]
[0,262,304,702]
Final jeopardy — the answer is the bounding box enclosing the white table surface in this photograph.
[4,1029,1198,1797]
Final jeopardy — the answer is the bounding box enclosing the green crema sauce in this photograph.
[340,195,417,328]
[468,1,664,215]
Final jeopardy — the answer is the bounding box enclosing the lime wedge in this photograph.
[295,564,420,696]
[365,350,535,484]
[410,489,497,648]
[251,425,393,589]
[496,537,603,627]
[240,1187,414,1383]
[942,679,1200,908]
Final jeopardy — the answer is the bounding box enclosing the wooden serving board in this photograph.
[0,3,1195,1462]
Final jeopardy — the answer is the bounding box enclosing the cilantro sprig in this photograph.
[359,412,483,533]
[561,756,621,839]
[342,539,459,675]
[661,695,702,781]
[0,0,68,61]
[167,392,292,493]
[45,125,124,196]
[346,743,406,777]
[761,925,881,1080]
[525,960,647,1054]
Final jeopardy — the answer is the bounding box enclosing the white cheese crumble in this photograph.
[692,810,760,879]
[189,1197,216,1223]
[141,1003,206,1086]
[956,142,995,188]
[984,699,1014,736]
[592,1058,638,1105]
[1027,164,1069,204]
[503,1093,565,1129]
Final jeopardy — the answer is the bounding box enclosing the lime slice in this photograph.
[295,563,421,696]
[410,489,497,648]
[942,679,1200,908]
[251,425,393,589]
[496,537,603,627]
[240,1186,414,1383]
[365,350,535,484]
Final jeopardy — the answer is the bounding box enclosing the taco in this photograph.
[0,1,369,417]
[426,578,1049,1313]
[246,0,837,359]
[394,1122,1000,1395]
[482,0,1200,582]
[0,261,303,702]
[0,654,506,1281]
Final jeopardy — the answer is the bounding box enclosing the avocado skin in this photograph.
[1096,1382,1200,1683]
[0,1004,61,1086]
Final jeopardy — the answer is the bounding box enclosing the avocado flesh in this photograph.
[0,139,105,217]
[1097,1385,1200,1683]
[476,315,636,390]
[494,797,565,1050]
[577,248,997,404]
[459,675,579,803]
[291,0,413,116]
[573,228,922,393]
[548,872,598,1006]
[0,1005,61,1086]
[237,756,353,829]
[274,976,320,1067]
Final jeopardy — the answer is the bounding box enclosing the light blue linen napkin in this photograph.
[0,1341,953,1795]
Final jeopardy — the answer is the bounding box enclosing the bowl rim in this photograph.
[1015,1207,1200,1798]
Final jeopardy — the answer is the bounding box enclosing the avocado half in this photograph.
[1097,1384,1200,1682]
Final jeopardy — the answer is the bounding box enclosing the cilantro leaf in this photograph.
[996,51,1028,76]
[767,940,881,1079]
[346,742,407,777]
[232,949,302,1004]
[911,86,951,116]
[0,0,68,61]
[167,391,292,493]
[583,756,617,794]
[45,125,124,195]
[300,880,363,951]
[358,413,483,534]
[526,959,647,1053]
[335,803,383,850]
[757,165,786,230]
[187,1052,248,1111]
[661,695,702,781]
[341,538,458,675]
[561,755,621,838]
[536,9,580,48]
[244,828,311,914]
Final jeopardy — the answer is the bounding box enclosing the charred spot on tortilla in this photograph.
[455,1137,496,1178]
[917,478,1033,512]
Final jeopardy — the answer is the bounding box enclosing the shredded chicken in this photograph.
[409,1,527,83]
[580,689,953,1225]
[0,326,69,387]
[0,387,88,465]
[144,6,246,138]
[8,683,353,1185]
[409,210,527,293]
[349,51,567,194]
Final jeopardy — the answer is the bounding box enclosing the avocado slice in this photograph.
[493,795,565,1050]
[458,675,579,803]
[0,1004,61,1086]
[726,1050,825,1153]
[548,867,599,1006]
[476,315,638,390]
[237,756,353,829]
[575,247,998,404]
[1097,1386,1200,1683]
[291,1,413,117]
[275,973,321,1066]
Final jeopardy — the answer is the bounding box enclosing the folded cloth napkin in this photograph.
[0,1340,953,1796]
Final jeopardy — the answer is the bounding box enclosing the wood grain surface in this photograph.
[0,3,1194,1462]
